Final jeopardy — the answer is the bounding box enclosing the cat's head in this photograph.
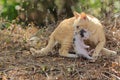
[73,11,89,31]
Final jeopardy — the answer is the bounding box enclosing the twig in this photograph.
[45,72,49,79]
[72,59,85,80]
[106,72,120,80]
[111,73,120,80]
[101,73,111,79]
[113,16,117,29]
[60,66,67,80]
[103,71,120,80]
[75,69,84,80]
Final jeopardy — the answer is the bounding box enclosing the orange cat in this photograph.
[30,11,117,61]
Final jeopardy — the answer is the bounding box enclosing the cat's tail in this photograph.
[102,48,117,56]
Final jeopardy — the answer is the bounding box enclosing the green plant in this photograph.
[0,0,19,21]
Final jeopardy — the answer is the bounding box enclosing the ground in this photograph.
[0,16,120,80]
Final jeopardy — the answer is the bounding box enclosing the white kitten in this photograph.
[73,28,93,59]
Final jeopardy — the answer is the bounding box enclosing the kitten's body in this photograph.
[73,29,93,59]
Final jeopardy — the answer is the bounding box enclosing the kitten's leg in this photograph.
[79,39,89,48]
[81,41,90,48]
[88,49,94,54]
[59,42,78,58]
[82,53,93,59]
[76,49,93,60]
[83,44,90,49]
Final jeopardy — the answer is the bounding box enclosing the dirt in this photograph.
[0,17,120,80]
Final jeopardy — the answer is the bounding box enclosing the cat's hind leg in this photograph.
[40,36,55,55]
[59,42,78,58]
[30,36,55,56]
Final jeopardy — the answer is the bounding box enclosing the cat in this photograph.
[30,11,117,62]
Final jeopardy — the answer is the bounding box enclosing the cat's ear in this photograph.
[80,12,87,19]
[73,11,80,19]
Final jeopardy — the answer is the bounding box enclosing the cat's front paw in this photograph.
[89,53,99,62]
[88,49,94,54]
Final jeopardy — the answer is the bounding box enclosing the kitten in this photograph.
[73,28,93,59]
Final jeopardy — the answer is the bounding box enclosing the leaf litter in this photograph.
[0,17,120,80]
